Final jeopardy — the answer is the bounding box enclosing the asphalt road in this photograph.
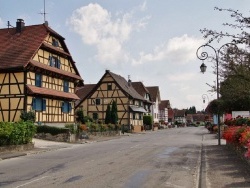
[0,127,207,188]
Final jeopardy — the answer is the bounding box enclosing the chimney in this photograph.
[16,19,25,33]
[128,75,131,86]
[44,21,49,26]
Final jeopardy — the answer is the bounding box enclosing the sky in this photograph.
[0,0,249,111]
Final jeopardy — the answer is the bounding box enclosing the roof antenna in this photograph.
[7,21,14,33]
[39,0,48,25]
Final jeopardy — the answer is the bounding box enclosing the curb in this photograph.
[0,152,27,160]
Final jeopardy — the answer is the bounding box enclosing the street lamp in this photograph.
[202,94,209,104]
[196,43,239,145]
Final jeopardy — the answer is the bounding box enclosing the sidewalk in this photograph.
[0,133,130,161]
[203,133,250,188]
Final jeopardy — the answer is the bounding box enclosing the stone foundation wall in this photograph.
[34,133,71,142]
[0,143,34,153]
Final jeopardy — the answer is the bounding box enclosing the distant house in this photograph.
[168,108,174,123]
[76,70,147,132]
[159,100,170,123]
[146,86,161,123]
[0,19,83,126]
[174,109,186,125]
[131,81,152,115]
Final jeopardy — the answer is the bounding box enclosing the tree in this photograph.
[186,106,196,114]
[105,104,111,124]
[76,109,85,124]
[200,7,250,46]
[200,7,250,112]
[110,101,118,124]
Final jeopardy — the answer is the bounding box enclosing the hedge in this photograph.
[36,125,69,135]
[0,121,36,146]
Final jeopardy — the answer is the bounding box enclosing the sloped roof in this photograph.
[0,24,47,70]
[27,85,79,100]
[146,86,161,102]
[131,82,149,97]
[174,109,186,117]
[0,22,82,80]
[159,100,170,110]
[107,71,145,101]
[75,84,96,106]
[75,70,147,108]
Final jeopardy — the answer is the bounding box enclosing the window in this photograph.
[107,83,112,90]
[49,56,61,69]
[93,113,98,120]
[95,98,101,105]
[32,98,46,111]
[63,80,69,92]
[62,101,72,113]
[133,113,136,120]
[35,73,42,87]
[139,113,142,120]
[52,38,59,47]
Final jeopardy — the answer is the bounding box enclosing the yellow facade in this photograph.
[77,72,144,130]
[0,31,81,125]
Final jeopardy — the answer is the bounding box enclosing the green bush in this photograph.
[36,125,69,135]
[20,110,36,122]
[143,115,153,126]
[0,121,36,146]
[98,124,107,132]
[88,123,98,132]
[65,124,77,134]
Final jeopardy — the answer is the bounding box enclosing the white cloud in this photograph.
[68,3,149,65]
[132,34,204,65]
[140,1,147,12]
[68,3,130,64]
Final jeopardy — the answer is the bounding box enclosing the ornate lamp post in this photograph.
[196,43,239,145]
[202,94,209,104]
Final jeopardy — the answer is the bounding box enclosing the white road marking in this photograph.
[16,176,48,188]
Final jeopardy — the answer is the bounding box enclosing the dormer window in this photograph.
[52,38,59,47]
[49,56,61,69]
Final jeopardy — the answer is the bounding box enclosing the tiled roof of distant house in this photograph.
[75,84,96,106]
[146,86,160,102]
[159,100,170,110]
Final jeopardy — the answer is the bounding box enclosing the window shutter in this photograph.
[42,99,46,111]
[64,81,69,92]
[32,98,36,110]
[69,102,72,113]
[61,102,65,113]
[58,59,61,69]
[49,56,52,66]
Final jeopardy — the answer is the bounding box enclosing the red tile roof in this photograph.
[0,24,48,70]
[75,84,96,106]
[0,22,82,81]
[27,85,80,100]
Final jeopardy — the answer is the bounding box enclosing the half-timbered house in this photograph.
[131,81,152,115]
[0,19,83,126]
[146,86,161,124]
[159,100,171,124]
[76,70,147,132]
